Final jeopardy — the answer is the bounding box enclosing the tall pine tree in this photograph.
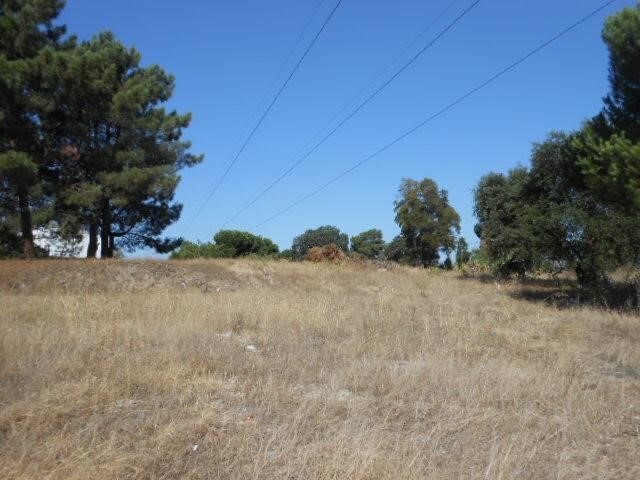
[41,32,202,257]
[0,0,68,257]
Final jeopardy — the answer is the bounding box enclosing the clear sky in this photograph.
[59,0,634,253]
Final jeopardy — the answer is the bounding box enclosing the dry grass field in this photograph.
[0,259,639,479]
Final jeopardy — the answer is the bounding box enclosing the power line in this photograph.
[205,0,327,195]
[181,0,343,236]
[226,0,460,222]
[252,0,618,230]
[218,0,481,229]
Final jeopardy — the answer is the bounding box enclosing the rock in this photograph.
[266,450,278,460]
[186,444,199,454]
[245,344,259,353]
[335,389,353,401]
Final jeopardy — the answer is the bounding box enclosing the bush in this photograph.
[169,241,234,259]
[214,230,278,257]
[170,230,279,259]
[458,259,490,278]
[278,249,294,261]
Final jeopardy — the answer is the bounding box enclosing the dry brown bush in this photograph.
[0,259,639,479]
[305,244,346,263]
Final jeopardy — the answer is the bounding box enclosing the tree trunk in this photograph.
[100,198,112,259]
[17,185,36,259]
[87,222,98,258]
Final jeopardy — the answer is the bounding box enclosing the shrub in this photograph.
[169,241,234,259]
[214,230,278,257]
[278,249,294,261]
[170,230,279,259]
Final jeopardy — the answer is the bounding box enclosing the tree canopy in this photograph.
[1,2,201,259]
[383,235,411,264]
[394,178,460,267]
[43,32,202,257]
[454,237,470,266]
[350,229,384,259]
[0,0,70,257]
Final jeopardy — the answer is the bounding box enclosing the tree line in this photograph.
[171,176,469,268]
[3,1,639,299]
[473,3,640,296]
[172,3,640,301]
[1,0,201,258]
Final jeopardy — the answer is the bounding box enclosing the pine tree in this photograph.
[41,32,202,257]
[573,3,640,211]
[0,0,68,257]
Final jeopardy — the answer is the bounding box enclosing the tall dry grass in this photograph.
[0,259,639,479]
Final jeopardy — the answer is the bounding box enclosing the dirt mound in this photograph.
[305,244,346,263]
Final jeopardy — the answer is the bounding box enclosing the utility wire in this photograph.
[206,0,327,194]
[252,0,618,229]
[218,0,481,229]
[227,0,460,222]
[181,0,342,236]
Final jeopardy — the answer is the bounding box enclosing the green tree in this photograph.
[291,225,348,260]
[574,4,640,211]
[278,249,294,261]
[394,178,460,267]
[41,32,202,258]
[383,235,411,264]
[350,228,384,259]
[213,230,279,257]
[528,133,640,290]
[0,189,21,256]
[474,167,542,278]
[471,4,640,296]
[602,3,640,140]
[474,132,640,293]
[454,237,470,266]
[0,0,69,257]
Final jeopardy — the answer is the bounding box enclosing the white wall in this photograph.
[33,227,101,258]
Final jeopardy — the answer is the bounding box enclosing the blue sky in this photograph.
[60,0,634,252]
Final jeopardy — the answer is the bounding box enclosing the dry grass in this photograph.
[0,258,639,479]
